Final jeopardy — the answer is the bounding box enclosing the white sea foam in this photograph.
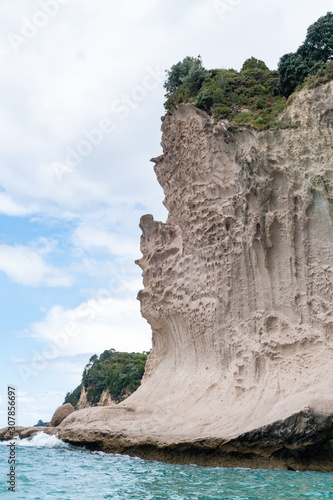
[91,450,107,456]
[16,431,70,448]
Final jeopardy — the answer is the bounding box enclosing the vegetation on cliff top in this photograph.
[164,13,333,130]
[278,12,333,96]
[64,349,148,407]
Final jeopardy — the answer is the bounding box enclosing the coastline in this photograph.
[3,82,333,474]
[1,408,332,471]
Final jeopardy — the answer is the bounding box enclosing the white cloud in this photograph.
[0,192,34,216]
[0,0,331,220]
[12,357,29,364]
[16,392,35,404]
[17,391,66,427]
[0,243,73,287]
[72,225,138,257]
[27,294,151,356]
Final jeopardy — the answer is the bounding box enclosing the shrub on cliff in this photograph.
[64,383,83,409]
[304,60,333,89]
[163,55,286,129]
[278,12,333,96]
[163,14,333,128]
[64,349,149,407]
[196,60,284,128]
[164,56,211,94]
[164,56,212,109]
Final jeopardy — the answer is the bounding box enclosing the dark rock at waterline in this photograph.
[0,408,332,470]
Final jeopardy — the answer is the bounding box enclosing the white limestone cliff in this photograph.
[53,81,333,469]
[132,81,333,437]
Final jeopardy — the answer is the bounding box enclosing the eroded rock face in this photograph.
[76,387,89,410]
[134,82,333,440]
[52,82,333,469]
[76,387,119,410]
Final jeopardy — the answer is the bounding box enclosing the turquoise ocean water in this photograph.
[0,432,333,499]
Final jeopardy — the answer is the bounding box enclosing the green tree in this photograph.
[64,384,83,407]
[194,90,214,111]
[302,12,333,64]
[278,52,311,97]
[278,12,333,96]
[99,348,115,362]
[241,57,269,72]
[164,56,210,94]
[64,350,148,407]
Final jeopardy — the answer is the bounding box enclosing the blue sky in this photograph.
[0,0,332,427]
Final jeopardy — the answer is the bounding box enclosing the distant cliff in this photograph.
[64,349,148,408]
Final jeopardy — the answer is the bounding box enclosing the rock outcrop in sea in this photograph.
[49,404,75,427]
[2,81,333,471]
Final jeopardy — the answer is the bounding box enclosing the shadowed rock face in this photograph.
[40,81,333,469]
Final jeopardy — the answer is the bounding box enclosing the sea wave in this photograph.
[6,431,70,449]
[1,437,332,499]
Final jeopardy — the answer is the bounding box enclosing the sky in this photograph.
[0,0,331,427]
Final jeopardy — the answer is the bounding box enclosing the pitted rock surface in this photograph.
[31,81,333,470]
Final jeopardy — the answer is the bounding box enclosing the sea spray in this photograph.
[15,431,70,449]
